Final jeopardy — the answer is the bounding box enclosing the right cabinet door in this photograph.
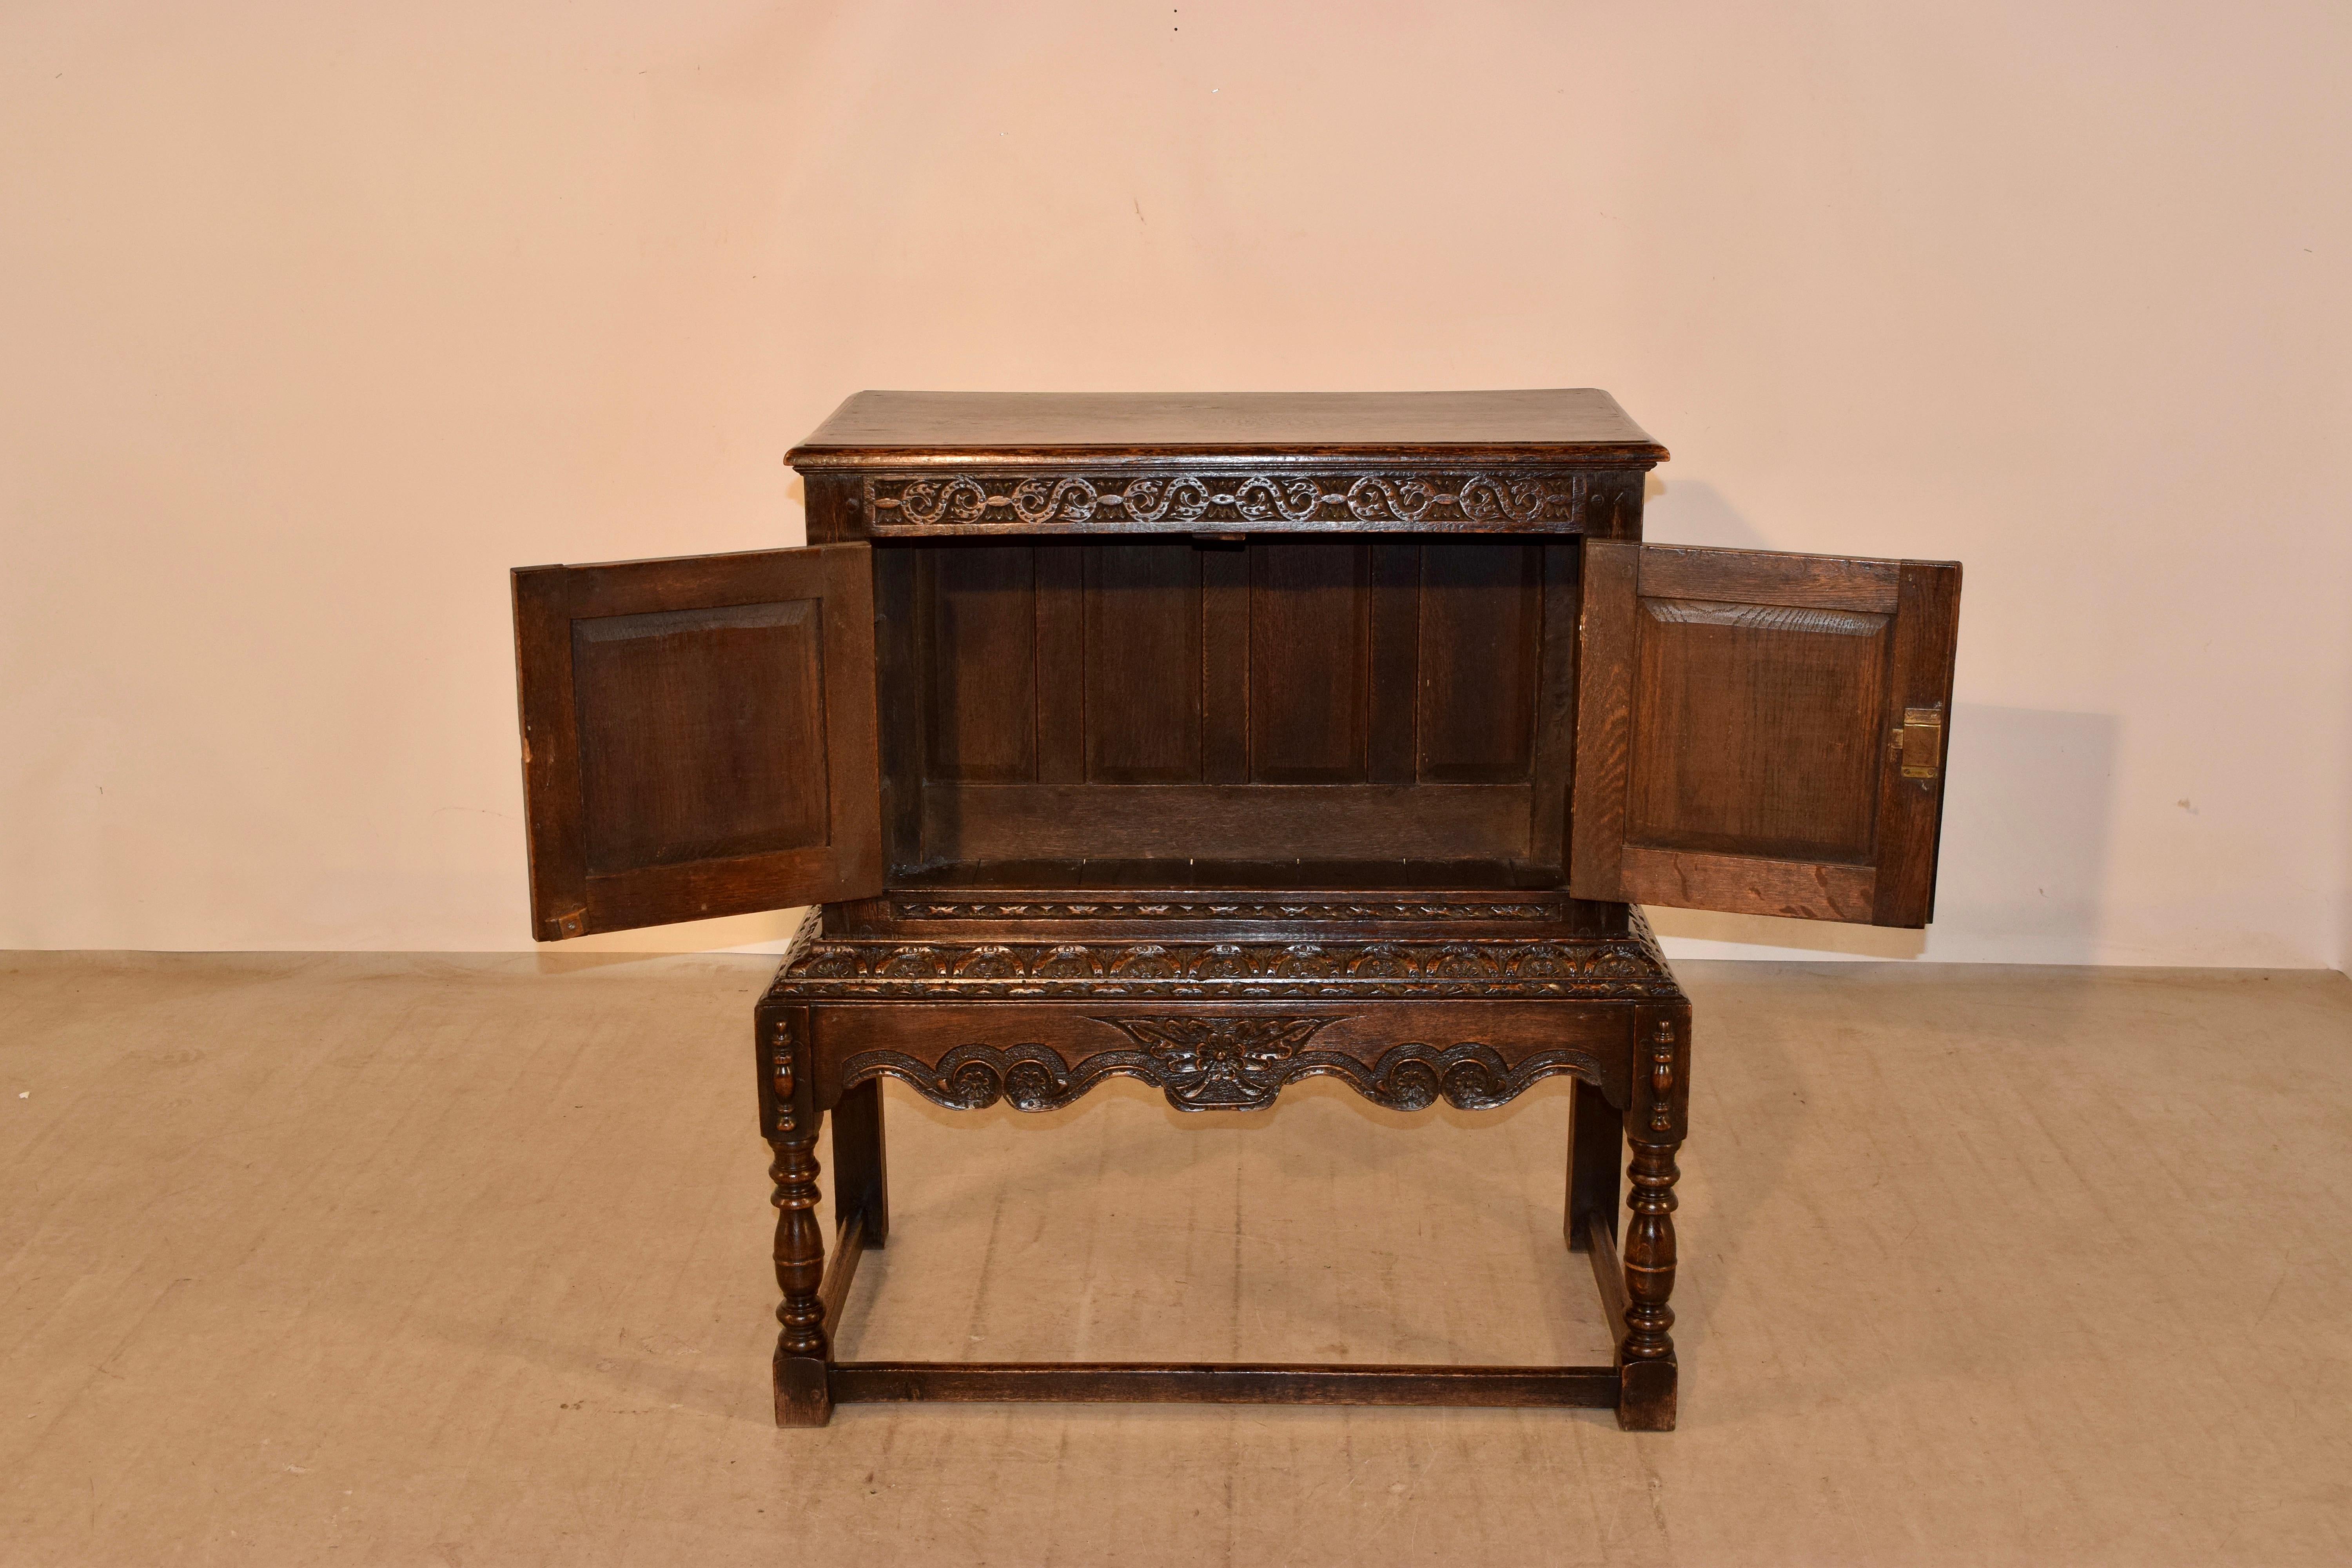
[1571,541,1961,927]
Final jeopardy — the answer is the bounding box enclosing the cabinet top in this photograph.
[787,388,1667,470]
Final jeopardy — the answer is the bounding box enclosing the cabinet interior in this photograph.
[873,536,1580,891]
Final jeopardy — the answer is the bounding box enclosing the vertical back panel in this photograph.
[1366,543,1421,785]
[1084,542,1203,783]
[1201,546,1251,783]
[1248,541,1370,782]
[920,544,1038,783]
[1033,544,1087,784]
[1416,542,1542,783]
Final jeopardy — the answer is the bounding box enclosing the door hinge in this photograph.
[1893,707,1945,779]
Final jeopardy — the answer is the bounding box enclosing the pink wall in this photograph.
[3,2,2347,963]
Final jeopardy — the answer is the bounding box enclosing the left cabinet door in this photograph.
[512,543,882,940]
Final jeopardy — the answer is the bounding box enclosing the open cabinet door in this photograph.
[1571,542,1960,928]
[512,544,882,940]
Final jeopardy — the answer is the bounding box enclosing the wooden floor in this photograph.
[4,954,2348,1566]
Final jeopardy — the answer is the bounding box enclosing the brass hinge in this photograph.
[1893,707,1945,779]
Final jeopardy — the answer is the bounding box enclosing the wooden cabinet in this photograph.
[509,389,1963,1429]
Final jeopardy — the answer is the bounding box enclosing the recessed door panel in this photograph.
[1572,542,1961,927]
[513,544,881,939]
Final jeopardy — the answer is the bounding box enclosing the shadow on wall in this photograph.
[1640,478,2118,963]
[1646,703,2118,961]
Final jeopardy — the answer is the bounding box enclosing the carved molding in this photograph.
[1646,1017,1679,1135]
[865,471,1589,528]
[884,897,1559,922]
[842,1030,1606,1114]
[768,1012,801,1136]
[1645,599,1884,637]
[771,936,1679,1002]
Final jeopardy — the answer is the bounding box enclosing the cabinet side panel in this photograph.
[1084,542,1204,783]
[1417,542,1542,784]
[872,546,923,874]
[1249,541,1370,782]
[1527,542,1580,875]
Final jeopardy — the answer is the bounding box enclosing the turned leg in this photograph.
[831,1077,890,1249]
[770,1128,831,1426]
[760,1002,830,1426]
[1617,1009,1686,1431]
[1566,1078,1621,1253]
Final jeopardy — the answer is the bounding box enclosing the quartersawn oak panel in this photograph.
[1626,596,1890,862]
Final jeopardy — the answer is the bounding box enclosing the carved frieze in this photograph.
[862,471,1591,530]
[770,935,1679,1002]
[884,897,1559,922]
[841,1032,1607,1114]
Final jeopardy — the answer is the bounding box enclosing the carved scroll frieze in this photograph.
[771,936,1679,1002]
[863,471,1590,529]
[884,897,1559,922]
[841,1030,1606,1114]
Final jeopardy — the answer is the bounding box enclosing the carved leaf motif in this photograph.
[1097,1015,1337,1107]
[1109,946,1183,980]
[1030,945,1101,980]
[775,935,1679,1000]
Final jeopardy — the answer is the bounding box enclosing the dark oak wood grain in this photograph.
[893,537,1579,875]
[828,1361,1621,1407]
[512,544,882,939]
[1568,1078,1621,1254]
[509,387,1975,1434]
[1571,541,1962,929]
[788,388,1668,468]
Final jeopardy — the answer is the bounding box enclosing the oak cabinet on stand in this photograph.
[509,390,1962,1431]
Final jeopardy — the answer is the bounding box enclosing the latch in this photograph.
[1893,707,1945,780]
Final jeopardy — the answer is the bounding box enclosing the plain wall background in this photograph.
[3,1,2347,966]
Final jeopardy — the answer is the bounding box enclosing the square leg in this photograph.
[1566,1078,1621,1253]
[831,1078,889,1248]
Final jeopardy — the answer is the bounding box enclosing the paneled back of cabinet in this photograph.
[875,537,1579,881]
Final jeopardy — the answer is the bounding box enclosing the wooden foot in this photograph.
[1616,1356,1677,1431]
[769,1130,832,1428]
[831,1078,890,1248]
[1566,1078,1621,1253]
